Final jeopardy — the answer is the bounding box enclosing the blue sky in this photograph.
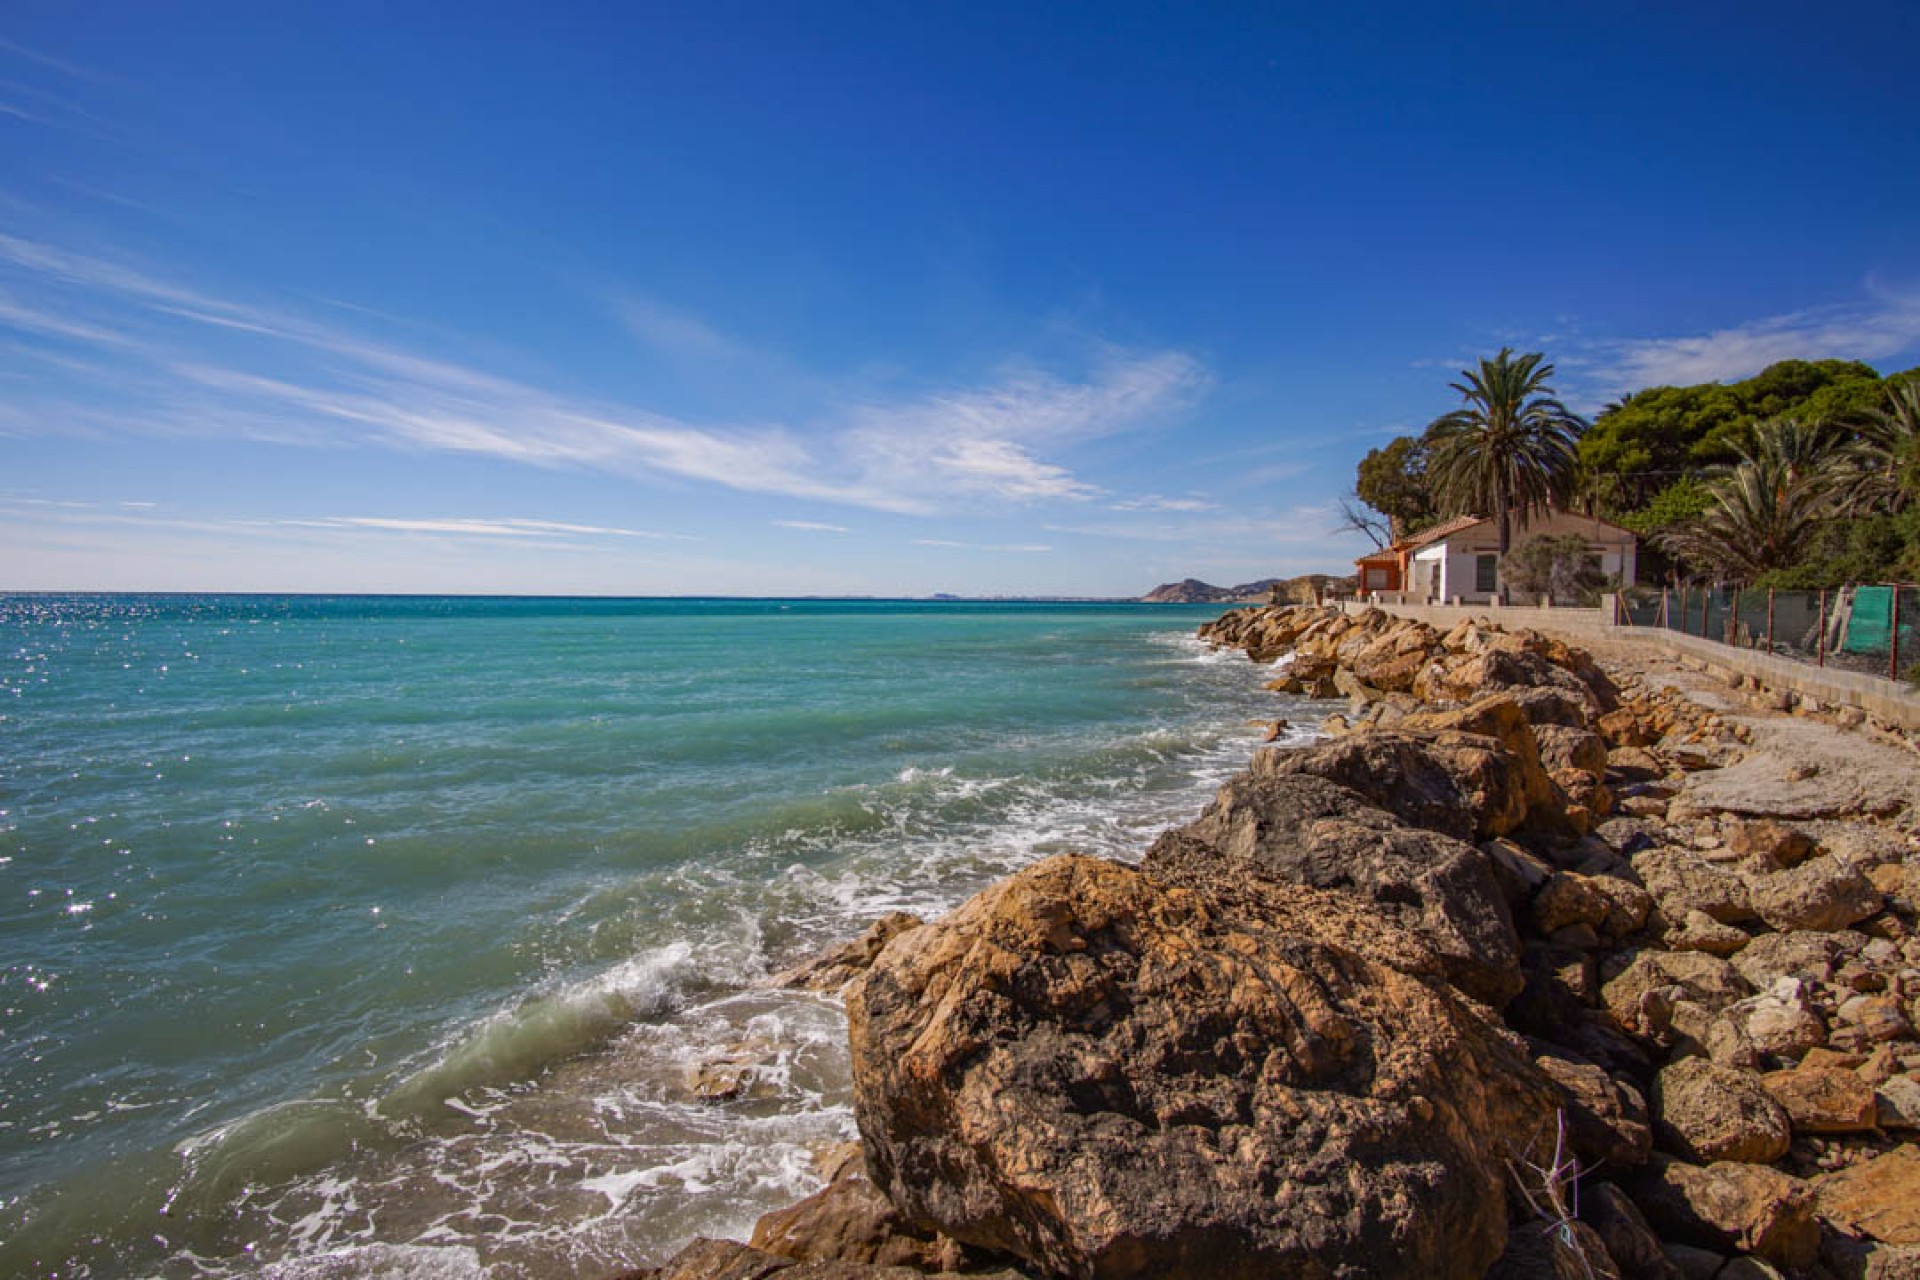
[3,2,1918,596]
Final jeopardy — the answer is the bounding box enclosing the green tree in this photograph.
[1503,533,1609,604]
[1354,436,1435,540]
[1657,418,1839,581]
[1840,380,1920,516]
[1577,359,1888,519]
[1425,348,1586,562]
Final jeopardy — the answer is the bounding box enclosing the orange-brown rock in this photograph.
[748,1156,976,1272]
[1760,1064,1880,1133]
[1650,1058,1791,1165]
[1816,1145,1920,1246]
[1629,1157,1820,1269]
[847,854,1559,1280]
[1145,772,1523,1007]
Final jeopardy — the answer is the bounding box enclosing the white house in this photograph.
[1396,507,1637,605]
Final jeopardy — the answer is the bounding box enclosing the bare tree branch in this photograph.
[1333,495,1392,549]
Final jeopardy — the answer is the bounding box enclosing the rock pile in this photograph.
[622,605,1920,1280]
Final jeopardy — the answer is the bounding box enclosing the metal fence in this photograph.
[1620,584,1920,682]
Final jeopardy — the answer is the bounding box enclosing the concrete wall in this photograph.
[1339,599,1920,732]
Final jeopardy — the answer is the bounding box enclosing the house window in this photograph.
[1475,554,1498,593]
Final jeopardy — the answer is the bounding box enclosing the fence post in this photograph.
[1700,585,1709,641]
[1895,586,1903,682]
[1766,588,1775,652]
[1730,589,1741,646]
[1660,586,1669,630]
[1679,584,1688,636]
[1817,589,1827,667]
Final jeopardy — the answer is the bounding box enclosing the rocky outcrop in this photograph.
[847,855,1558,1280]
[656,603,1920,1280]
[1143,772,1523,1007]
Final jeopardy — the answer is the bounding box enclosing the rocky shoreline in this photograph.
[621,604,1920,1280]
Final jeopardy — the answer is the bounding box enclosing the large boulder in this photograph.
[1747,857,1883,933]
[1631,846,1756,924]
[1253,715,1563,843]
[1650,1058,1791,1165]
[1818,1146,1920,1247]
[1601,950,1752,1039]
[847,855,1560,1280]
[1629,1158,1820,1270]
[749,1156,975,1272]
[1145,773,1522,1007]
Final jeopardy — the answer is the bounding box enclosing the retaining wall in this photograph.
[1339,599,1920,733]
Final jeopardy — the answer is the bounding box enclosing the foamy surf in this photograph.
[0,599,1320,1278]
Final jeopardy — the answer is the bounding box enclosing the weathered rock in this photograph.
[1629,1157,1820,1269]
[1818,1146,1920,1246]
[1602,950,1752,1038]
[848,854,1559,1280]
[1580,1181,1683,1279]
[1652,1058,1792,1164]
[1659,1242,1728,1280]
[1835,994,1916,1047]
[1145,773,1523,1007]
[1530,1044,1652,1169]
[1413,647,1601,715]
[1749,856,1883,933]
[1760,1063,1880,1133]
[1593,815,1662,856]
[1666,909,1750,956]
[1718,1258,1787,1280]
[1631,846,1756,924]
[627,1236,1012,1280]
[1732,930,1865,988]
[1504,686,1598,731]
[1718,984,1830,1064]
[1484,1219,1622,1279]
[1877,1075,1920,1129]
[1724,819,1816,871]
[1350,644,1429,694]
[1484,838,1555,910]
[1821,1228,1920,1280]
[1253,725,1549,842]
[1531,872,1650,942]
[1534,724,1610,779]
[776,914,926,995]
[749,1159,976,1272]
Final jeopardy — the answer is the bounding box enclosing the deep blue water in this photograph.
[0,595,1311,1278]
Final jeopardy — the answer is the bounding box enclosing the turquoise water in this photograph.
[0,595,1312,1278]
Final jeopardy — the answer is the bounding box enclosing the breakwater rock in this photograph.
[623,605,1920,1280]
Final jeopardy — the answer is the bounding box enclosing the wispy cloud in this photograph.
[773,519,850,533]
[0,38,107,84]
[840,354,1205,504]
[1586,289,1920,392]
[913,538,1053,553]
[0,232,1206,517]
[1111,494,1216,513]
[278,516,698,541]
[617,296,750,363]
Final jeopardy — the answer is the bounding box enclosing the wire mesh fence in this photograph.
[1620,584,1920,683]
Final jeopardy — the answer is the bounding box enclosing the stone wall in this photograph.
[1340,599,1920,733]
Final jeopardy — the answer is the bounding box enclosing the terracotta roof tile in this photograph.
[1404,514,1487,549]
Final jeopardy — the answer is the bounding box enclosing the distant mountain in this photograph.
[1140,574,1353,604]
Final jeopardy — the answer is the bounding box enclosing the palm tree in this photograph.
[1839,380,1920,516]
[1425,349,1587,563]
[1657,417,1838,580]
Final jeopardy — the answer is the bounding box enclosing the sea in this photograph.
[0,594,1320,1279]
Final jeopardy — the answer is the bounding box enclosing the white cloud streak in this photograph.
[912,539,1053,553]
[1517,283,1920,404]
[0,232,1205,517]
[773,520,850,533]
[278,517,699,541]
